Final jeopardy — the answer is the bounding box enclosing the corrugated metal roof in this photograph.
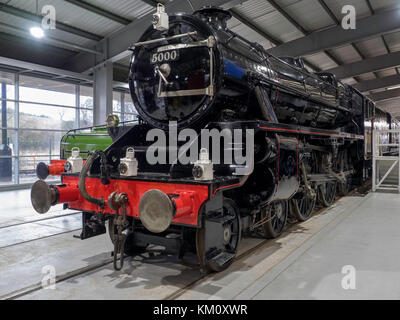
[329,44,362,64]
[355,37,389,58]
[9,0,123,37]
[0,10,98,48]
[229,16,276,49]
[278,0,336,31]
[341,78,357,86]
[369,0,400,12]
[227,16,241,29]
[377,98,400,117]
[376,69,397,78]
[234,0,304,43]
[303,52,337,70]
[2,0,400,97]
[256,12,303,43]
[84,0,154,21]
[357,72,376,81]
[370,88,387,94]
[384,31,400,52]
[234,0,275,19]
[324,0,371,20]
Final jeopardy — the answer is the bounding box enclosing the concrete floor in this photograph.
[0,189,77,227]
[0,189,80,249]
[241,192,400,300]
[179,192,400,300]
[0,189,399,299]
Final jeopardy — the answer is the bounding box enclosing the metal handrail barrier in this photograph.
[372,129,400,192]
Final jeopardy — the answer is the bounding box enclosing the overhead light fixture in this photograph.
[30,0,44,39]
[29,0,44,39]
[30,27,44,38]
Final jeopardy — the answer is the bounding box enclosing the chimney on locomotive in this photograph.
[193,6,232,29]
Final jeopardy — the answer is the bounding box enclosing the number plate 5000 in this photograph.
[150,50,179,64]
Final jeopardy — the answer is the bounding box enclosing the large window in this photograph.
[0,72,95,186]
[124,93,138,121]
[0,72,16,185]
[112,91,137,123]
[79,85,93,128]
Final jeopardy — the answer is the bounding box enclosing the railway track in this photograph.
[1,257,115,300]
[3,240,271,300]
[0,212,81,249]
[163,204,328,300]
[2,204,332,300]
[2,182,371,300]
[0,211,79,230]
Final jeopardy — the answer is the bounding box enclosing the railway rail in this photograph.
[0,212,79,230]
[1,179,369,300]
[1,203,333,300]
[0,212,81,249]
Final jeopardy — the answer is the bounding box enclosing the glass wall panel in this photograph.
[0,72,15,101]
[124,113,137,122]
[124,93,137,114]
[122,92,137,122]
[80,85,93,109]
[19,103,75,131]
[0,101,15,129]
[19,130,63,157]
[0,72,128,186]
[0,157,15,186]
[19,76,75,106]
[19,155,61,184]
[80,109,93,128]
[0,73,16,186]
[113,91,122,113]
[1,129,16,156]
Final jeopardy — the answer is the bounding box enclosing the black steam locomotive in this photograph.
[31,7,396,272]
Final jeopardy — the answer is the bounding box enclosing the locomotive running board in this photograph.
[258,122,364,140]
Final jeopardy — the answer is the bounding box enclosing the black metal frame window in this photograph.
[112,91,138,123]
[0,71,94,187]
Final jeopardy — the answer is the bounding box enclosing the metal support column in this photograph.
[14,73,19,184]
[120,91,125,122]
[75,84,80,128]
[1,83,6,144]
[372,129,376,192]
[93,61,113,126]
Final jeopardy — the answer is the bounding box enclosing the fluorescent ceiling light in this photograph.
[30,27,44,38]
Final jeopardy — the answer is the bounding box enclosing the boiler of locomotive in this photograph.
[129,8,235,129]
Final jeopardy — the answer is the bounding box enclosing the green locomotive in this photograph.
[35,115,137,180]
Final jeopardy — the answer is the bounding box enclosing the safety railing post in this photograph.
[398,131,400,193]
[373,129,400,193]
[372,130,376,192]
